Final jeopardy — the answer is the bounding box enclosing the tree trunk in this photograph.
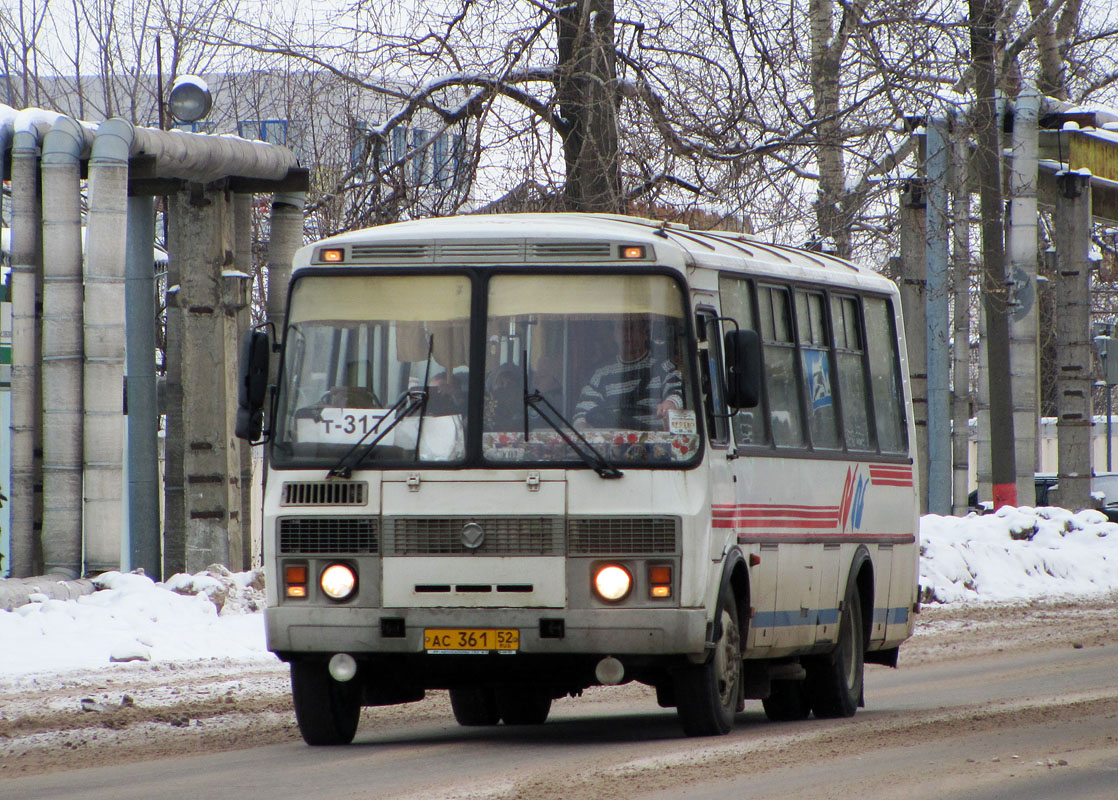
[970,0,1017,508]
[556,0,621,213]
[810,0,850,258]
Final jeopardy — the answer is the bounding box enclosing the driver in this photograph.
[573,316,682,430]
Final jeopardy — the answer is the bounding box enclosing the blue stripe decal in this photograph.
[754,606,908,629]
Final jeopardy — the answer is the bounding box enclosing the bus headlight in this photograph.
[593,564,632,602]
[320,563,357,600]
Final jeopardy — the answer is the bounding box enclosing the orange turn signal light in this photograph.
[649,565,672,599]
[621,245,646,259]
[321,248,344,262]
[285,563,308,598]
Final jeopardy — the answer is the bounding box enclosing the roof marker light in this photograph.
[322,248,345,263]
[621,245,646,260]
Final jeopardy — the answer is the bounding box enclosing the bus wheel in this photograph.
[449,687,500,726]
[762,678,811,721]
[290,660,361,746]
[675,583,742,736]
[495,687,552,725]
[806,581,864,718]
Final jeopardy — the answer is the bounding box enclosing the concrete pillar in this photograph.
[925,119,951,515]
[1053,171,1093,510]
[1007,88,1040,507]
[899,179,929,514]
[165,184,243,573]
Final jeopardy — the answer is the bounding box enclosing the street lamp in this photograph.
[168,75,213,125]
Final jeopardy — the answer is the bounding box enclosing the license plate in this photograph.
[424,628,520,654]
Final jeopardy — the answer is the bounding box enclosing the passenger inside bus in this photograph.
[573,316,683,430]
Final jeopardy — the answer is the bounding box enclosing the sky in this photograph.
[1,504,1116,679]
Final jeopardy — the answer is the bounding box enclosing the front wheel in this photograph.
[290,660,361,746]
[805,580,865,718]
[674,583,743,736]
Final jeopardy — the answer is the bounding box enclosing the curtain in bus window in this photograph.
[796,291,840,449]
[832,295,873,451]
[759,286,804,447]
[864,297,907,453]
[718,276,768,446]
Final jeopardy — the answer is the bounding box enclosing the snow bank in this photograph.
[920,506,1118,604]
[0,567,271,677]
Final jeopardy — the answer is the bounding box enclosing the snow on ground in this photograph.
[1,506,1116,679]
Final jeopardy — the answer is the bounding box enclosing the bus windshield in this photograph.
[271,271,700,469]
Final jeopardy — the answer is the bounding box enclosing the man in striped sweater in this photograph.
[574,316,683,430]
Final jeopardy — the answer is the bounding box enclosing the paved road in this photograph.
[5,639,1117,800]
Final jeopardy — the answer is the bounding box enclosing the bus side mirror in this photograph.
[724,329,761,409]
[235,329,272,441]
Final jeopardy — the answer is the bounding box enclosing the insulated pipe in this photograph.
[9,108,60,578]
[0,107,15,575]
[85,118,133,574]
[233,192,255,570]
[40,116,91,579]
[130,127,296,182]
[266,191,306,340]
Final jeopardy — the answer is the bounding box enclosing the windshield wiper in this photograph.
[326,389,427,479]
[523,389,622,479]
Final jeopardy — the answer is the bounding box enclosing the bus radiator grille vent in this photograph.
[279,517,379,554]
[383,517,564,556]
[281,481,367,506]
[567,517,680,555]
[530,242,613,261]
[350,244,431,262]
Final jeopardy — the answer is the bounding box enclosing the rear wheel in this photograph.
[762,678,811,722]
[290,660,361,746]
[675,583,742,736]
[449,687,501,726]
[495,687,552,725]
[806,581,865,718]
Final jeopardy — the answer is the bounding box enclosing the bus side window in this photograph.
[717,276,768,447]
[759,285,804,448]
[864,297,908,454]
[832,295,873,451]
[795,290,840,450]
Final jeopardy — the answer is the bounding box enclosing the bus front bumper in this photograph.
[265,605,709,658]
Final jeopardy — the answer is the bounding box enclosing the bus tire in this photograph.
[495,687,552,725]
[806,581,864,718]
[674,583,742,736]
[449,687,500,726]
[762,679,811,722]
[290,660,361,746]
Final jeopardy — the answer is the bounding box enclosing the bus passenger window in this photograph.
[832,295,873,451]
[717,276,768,447]
[759,286,804,448]
[864,297,908,454]
[795,291,839,450]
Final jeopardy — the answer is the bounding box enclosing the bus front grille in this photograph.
[567,517,679,554]
[281,481,367,506]
[383,517,564,556]
[279,517,379,554]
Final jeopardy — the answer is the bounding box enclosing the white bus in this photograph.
[236,213,919,745]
